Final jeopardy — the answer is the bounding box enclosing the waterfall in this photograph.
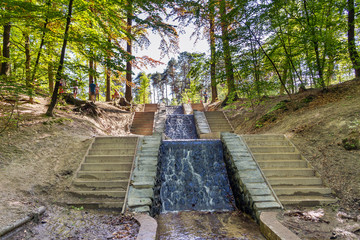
[158,140,234,212]
[164,114,198,140]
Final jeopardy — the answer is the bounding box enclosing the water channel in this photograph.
[155,106,264,239]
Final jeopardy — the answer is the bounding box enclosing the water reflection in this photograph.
[157,211,265,240]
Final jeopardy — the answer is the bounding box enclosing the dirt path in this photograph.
[0,97,134,238]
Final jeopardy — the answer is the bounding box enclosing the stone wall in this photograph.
[221,133,281,221]
[127,135,162,213]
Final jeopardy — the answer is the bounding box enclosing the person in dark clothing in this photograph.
[203,90,208,103]
[89,81,96,102]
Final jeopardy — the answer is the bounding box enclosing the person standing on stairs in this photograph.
[89,81,96,102]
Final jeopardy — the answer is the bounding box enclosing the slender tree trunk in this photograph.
[89,58,93,100]
[347,0,360,78]
[1,22,11,78]
[24,32,33,102]
[303,0,325,89]
[125,1,133,102]
[31,14,49,84]
[105,38,111,101]
[46,0,73,116]
[94,61,97,84]
[48,61,54,94]
[106,67,111,101]
[209,0,218,102]
[219,0,237,101]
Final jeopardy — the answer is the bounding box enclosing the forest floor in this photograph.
[224,79,360,239]
[0,79,359,239]
[0,97,140,239]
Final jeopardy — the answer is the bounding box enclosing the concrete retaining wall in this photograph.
[221,132,281,221]
[127,135,162,213]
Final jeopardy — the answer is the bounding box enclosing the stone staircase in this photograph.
[205,111,233,132]
[67,136,138,210]
[144,104,158,112]
[130,112,155,135]
[243,135,336,207]
[191,103,205,112]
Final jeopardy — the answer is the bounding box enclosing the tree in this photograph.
[219,0,237,102]
[347,0,360,78]
[46,0,73,116]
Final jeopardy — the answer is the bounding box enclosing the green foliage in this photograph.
[43,117,73,125]
[256,100,289,128]
[134,72,150,104]
[342,137,360,150]
[70,206,84,211]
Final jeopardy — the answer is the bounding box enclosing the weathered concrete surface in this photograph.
[154,105,166,134]
[183,103,192,115]
[260,212,301,240]
[134,214,157,240]
[221,132,281,221]
[127,135,161,214]
[193,110,211,137]
[243,134,336,207]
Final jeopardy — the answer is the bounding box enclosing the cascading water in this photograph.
[164,115,198,140]
[159,140,234,212]
[154,106,234,213]
[155,106,264,239]
[165,106,184,115]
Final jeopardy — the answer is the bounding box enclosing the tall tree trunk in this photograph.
[48,61,54,95]
[303,0,325,89]
[125,1,133,102]
[89,58,94,99]
[106,68,111,101]
[209,0,218,102]
[105,38,111,101]
[94,61,97,84]
[46,0,73,116]
[31,13,49,84]
[347,0,360,78]
[219,0,237,101]
[24,32,33,102]
[1,22,11,78]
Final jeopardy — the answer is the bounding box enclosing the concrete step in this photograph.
[191,103,205,111]
[130,130,153,135]
[268,177,323,186]
[243,135,285,141]
[209,129,233,132]
[77,171,130,180]
[70,190,126,198]
[262,168,315,177]
[253,153,301,160]
[246,140,290,146]
[204,111,225,115]
[68,200,124,209]
[134,112,155,116]
[258,160,307,168]
[85,155,134,163]
[91,142,137,149]
[273,186,332,196]
[144,104,158,112]
[249,146,296,153]
[95,137,138,144]
[132,117,154,121]
[88,148,136,155]
[73,180,128,189]
[278,196,336,206]
[80,163,132,171]
[131,123,154,127]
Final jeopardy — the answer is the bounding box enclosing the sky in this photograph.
[133,22,210,75]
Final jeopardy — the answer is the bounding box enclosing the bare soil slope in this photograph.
[223,79,360,239]
[0,97,135,237]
